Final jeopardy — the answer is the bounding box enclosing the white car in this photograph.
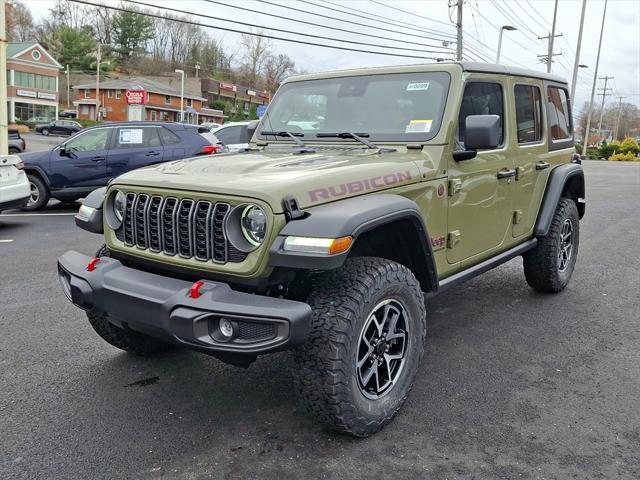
[211,122,251,152]
[0,155,30,212]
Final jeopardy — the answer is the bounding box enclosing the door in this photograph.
[447,79,515,264]
[49,121,64,135]
[48,127,111,189]
[511,81,549,237]
[106,126,164,180]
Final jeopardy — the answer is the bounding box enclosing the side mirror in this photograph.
[59,147,69,157]
[246,119,260,142]
[464,114,501,150]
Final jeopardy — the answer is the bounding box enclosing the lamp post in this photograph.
[175,69,185,122]
[496,26,517,64]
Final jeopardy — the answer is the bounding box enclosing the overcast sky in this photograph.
[28,0,640,110]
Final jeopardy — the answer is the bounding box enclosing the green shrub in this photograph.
[608,152,637,162]
[619,137,640,156]
[574,142,583,153]
[598,140,621,159]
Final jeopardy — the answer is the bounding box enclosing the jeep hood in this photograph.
[112,147,443,213]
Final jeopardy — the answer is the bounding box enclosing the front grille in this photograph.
[120,193,247,264]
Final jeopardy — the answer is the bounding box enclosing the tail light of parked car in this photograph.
[199,145,221,155]
[15,160,24,170]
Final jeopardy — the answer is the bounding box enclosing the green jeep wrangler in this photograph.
[58,62,585,437]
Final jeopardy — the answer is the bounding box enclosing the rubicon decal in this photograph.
[308,171,412,202]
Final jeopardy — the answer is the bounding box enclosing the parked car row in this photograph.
[19,121,222,210]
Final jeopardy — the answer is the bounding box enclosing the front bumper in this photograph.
[57,251,312,356]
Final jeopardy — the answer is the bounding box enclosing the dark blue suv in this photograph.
[20,122,221,210]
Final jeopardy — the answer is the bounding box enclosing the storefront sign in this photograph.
[247,89,256,96]
[219,82,237,92]
[125,89,148,105]
[17,89,37,98]
[37,92,56,100]
[259,92,270,99]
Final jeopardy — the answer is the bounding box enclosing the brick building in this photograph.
[72,77,223,124]
[201,79,270,116]
[6,42,62,123]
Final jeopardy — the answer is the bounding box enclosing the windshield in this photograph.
[258,71,450,143]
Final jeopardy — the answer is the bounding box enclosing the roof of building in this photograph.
[73,77,207,101]
[7,41,63,69]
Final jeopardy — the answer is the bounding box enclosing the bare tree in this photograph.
[263,53,295,92]
[6,1,35,42]
[238,31,271,87]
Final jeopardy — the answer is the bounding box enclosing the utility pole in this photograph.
[570,0,587,104]
[195,63,200,79]
[95,43,101,121]
[596,75,613,140]
[582,0,608,156]
[613,96,626,141]
[66,64,70,108]
[548,0,559,73]
[0,0,8,155]
[455,0,463,61]
[537,32,563,73]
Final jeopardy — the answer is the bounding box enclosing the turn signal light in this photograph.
[328,236,353,255]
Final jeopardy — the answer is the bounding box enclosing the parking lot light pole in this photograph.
[175,69,185,122]
[496,26,517,64]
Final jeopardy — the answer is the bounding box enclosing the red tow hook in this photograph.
[189,280,205,299]
[87,257,101,272]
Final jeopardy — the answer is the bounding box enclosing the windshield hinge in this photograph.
[282,195,306,221]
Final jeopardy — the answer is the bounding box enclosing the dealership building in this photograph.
[6,42,62,123]
[72,78,224,124]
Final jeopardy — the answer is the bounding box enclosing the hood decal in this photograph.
[308,170,412,202]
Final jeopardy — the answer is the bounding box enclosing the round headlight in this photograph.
[240,205,267,246]
[113,190,125,222]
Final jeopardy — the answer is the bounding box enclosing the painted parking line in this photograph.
[0,212,76,217]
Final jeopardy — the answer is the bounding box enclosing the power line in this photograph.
[120,0,453,55]
[297,0,456,41]
[524,0,553,28]
[368,0,455,28]
[203,0,453,52]
[68,0,449,60]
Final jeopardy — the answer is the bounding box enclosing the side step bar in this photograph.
[430,238,538,297]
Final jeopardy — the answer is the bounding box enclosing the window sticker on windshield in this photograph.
[119,129,143,144]
[405,119,433,133]
[406,82,430,91]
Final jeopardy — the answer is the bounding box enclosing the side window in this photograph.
[547,87,572,141]
[215,126,242,145]
[114,127,161,149]
[514,85,543,143]
[458,82,504,148]
[65,129,109,153]
[158,127,181,145]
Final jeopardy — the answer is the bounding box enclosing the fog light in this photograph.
[219,318,234,338]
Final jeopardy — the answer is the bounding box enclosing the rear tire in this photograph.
[292,257,426,437]
[87,311,175,356]
[41,128,50,136]
[8,147,20,154]
[523,197,579,293]
[23,174,50,211]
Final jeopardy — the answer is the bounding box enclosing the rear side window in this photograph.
[214,126,243,145]
[514,85,543,143]
[114,127,161,149]
[158,127,181,145]
[547,87,572,140]
[458,82,504,148]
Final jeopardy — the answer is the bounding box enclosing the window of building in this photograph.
[186,98,192,107]
[84,89,91,98]
[13,102,56,122]
[14,72,56,90]
[31,50,41,61]
[107,90,113,98]
[457,82,504,149]
[547,87,572,141]
[150,110,157,121]
[115,89,122,99]
[158,127,181,145]
[165,95,171,104]
[514,85,543,143]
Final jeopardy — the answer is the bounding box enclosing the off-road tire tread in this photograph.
[524,197,579,293]
[292,256,426,437]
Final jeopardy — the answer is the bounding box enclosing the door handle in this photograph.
[497,168,517,179]
[535,161,550,170]
[145,152,160,157]
[91,156,105,162]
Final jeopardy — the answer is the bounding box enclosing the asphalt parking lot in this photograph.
[1,160,639,479]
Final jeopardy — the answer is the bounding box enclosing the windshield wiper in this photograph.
[260,130,306,147]
[315,132,376,149]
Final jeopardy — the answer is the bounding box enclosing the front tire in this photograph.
[523,197,579,293]
[41,128,50,136]
[23,174,50,211]
[293,257,426,437]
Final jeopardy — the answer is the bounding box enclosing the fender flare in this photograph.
[23,165,51,187]
[534,163,585,237]
[269,194,438,288]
